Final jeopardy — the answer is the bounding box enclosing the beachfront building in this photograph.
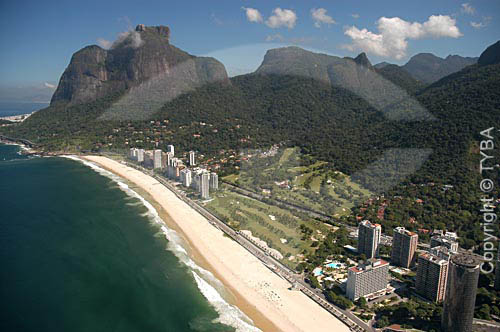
[161,152,168,168]
[136,149,144,162]
[416,253,449,303]
[357,220,381,259]
[346,258,390,300]
[180,168,192,188]
[128,148,145,162]
[167,144,174,156]
[430,233,459,253]
[200,172,210,199]
[192,172,201,191]
[189,150,196,166]
[143,150,154,168]
[441,253,481,332]
[209,172,218,190]
[391,227,418,268]
[167,157,182,179]
[153,149,162,169]
[129,148,137,160]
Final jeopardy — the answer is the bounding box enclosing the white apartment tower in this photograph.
[209,172,218,190]
[153,149,162,169]
[189,151,196,166]
[167,145,174,156]
[200,172,210,200]
[346,259,390,300]
[358,220,382,259]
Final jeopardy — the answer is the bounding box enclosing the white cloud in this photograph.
[113,30,143,49]
[97,38,112,49]
[344,15,462,59]
[265,34,284,42]
[311,8,335,28]
[470,16,491,29]
[266,8,297,29]
[351,14,360,19]
[44,82,56,89]
[461,3,475,15]
[243,7,263,23]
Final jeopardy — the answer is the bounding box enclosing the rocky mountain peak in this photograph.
[354,52,372,68]
[478,40,500,66]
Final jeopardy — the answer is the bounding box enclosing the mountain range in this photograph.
[2,26,499,246]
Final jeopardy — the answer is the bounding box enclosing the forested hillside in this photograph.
[2,42,499,247]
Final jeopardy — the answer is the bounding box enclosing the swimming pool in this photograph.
[325,262,341,269]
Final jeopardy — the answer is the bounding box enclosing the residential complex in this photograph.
[416,253,449,303]
[129,145,218,199]
[441,253,481,332]
[357,220,381,259]
[346,258,390,300]
[391,227,418,268]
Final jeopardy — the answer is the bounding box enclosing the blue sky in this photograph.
[0,0,498,97]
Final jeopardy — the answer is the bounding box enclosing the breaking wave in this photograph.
[62,155,261,332]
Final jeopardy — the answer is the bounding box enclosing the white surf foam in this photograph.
[63,155,262,332]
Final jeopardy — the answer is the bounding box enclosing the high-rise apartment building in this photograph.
[391,227,418,268]
[167,145,174,156]
[209,172,218,190]
[358,220,381,259]
[189,151,196,166]
[180,168,192,188]
[200,172,210,199]
[416,253,449,303]
[346,259,390,300]
[441,254,481,332]
[153,149,162,169]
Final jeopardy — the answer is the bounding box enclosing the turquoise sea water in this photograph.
[0,144,258,332]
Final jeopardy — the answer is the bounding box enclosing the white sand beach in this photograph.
[83,155,350,332]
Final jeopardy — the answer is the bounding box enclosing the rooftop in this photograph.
[451,253,482,268]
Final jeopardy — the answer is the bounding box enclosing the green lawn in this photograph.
[223,147,372,218]
[206,187,330,268]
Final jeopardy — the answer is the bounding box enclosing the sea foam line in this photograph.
[62,155,262,332]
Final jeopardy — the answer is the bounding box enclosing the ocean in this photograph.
[0,102,49,117]
[0,144,259,332]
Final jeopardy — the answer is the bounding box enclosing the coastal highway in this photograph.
[122,160,373,332]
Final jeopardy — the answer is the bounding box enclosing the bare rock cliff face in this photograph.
[51,25,228,107]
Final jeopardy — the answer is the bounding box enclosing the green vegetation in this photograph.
[226,147,372,217]
[2,55,499,249]
[298,226,357,273]
[205,187,330,267]
[324,286,354,310]
[374,298,442,330]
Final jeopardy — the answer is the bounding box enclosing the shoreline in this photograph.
[82,155,350,332]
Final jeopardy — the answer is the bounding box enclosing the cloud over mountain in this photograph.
[344,15,462,59]
[266,8,297,29]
